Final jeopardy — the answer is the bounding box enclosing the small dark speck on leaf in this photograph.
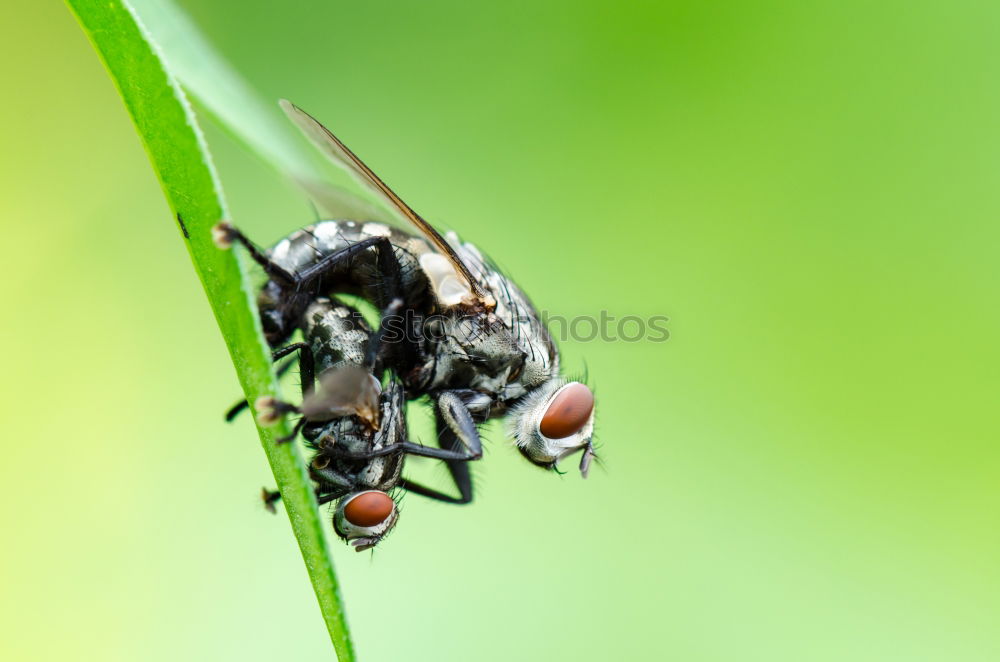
[176,212,190,239]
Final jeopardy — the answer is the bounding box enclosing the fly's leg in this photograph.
[386,391,483,504]
[435,392,483,457]
[274,419,306,444]
[212,223,297,283]
[261,488,281,514]
[310,462,354,498]
[328,441,476,502]
[321,390,480,503]
[259,480,350,512]
[318,387,481,464]
[272,342,316,397]
[397,478,472,505]
[425,391,482,503]
[297,236,413,368]
[324,440,482,463]
[224,343,315,422]
[294,235,400,294]
[366,298,405,372]
[215,221,417,357]
[224,356,295,421]
[430,433,474,504]
[214,222,406,295]
[254,397,305,443]
[253,341,319,442]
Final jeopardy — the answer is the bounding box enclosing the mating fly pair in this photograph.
[220,100,598,550]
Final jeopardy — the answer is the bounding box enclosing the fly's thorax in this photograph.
[447,234,559,395]
[424,314,555,400]
[419,312,518,394]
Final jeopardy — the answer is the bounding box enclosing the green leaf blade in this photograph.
[65,1,355,659]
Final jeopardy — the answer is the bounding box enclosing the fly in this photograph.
[238,296,481,550]
[216,99,597,503]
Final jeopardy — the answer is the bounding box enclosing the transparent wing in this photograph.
[296,175,396,224]
[300,365,381,429]
[279,99,487,301]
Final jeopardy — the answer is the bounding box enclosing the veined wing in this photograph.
[279,99,487,302]
[296,174,395,225]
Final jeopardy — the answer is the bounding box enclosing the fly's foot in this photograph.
[211,221,236,249]
[261,487,281,514]
[254,395,298,426]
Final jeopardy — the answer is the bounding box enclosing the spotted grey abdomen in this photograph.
[301,297,372,373]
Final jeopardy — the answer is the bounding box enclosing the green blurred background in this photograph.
[3,1,999,660]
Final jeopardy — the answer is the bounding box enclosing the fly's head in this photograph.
[333,490,399,551]
[507,379,596,477]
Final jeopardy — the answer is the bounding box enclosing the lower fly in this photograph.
[230,296,482,550]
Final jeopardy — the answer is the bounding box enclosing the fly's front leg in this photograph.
[398,478,471,505]
[253,396,300,425]
[325,440,482,463]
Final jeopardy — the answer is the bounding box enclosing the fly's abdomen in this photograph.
[301,297,372,373]
[268,220,432,307]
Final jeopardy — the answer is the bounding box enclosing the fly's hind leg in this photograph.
[366,298,405,373]
[398,478,472,505]
[214,221,419,373]
[324,440,483,463]
[272,342,316,397]
[213,221,406,296]
[212,222,297,283]
[374,392,482,505]
[224,342,316,422]
[384,391,484,504]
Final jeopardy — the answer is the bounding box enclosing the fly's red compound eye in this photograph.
[343,491,395,527]
[539,382,594,439]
